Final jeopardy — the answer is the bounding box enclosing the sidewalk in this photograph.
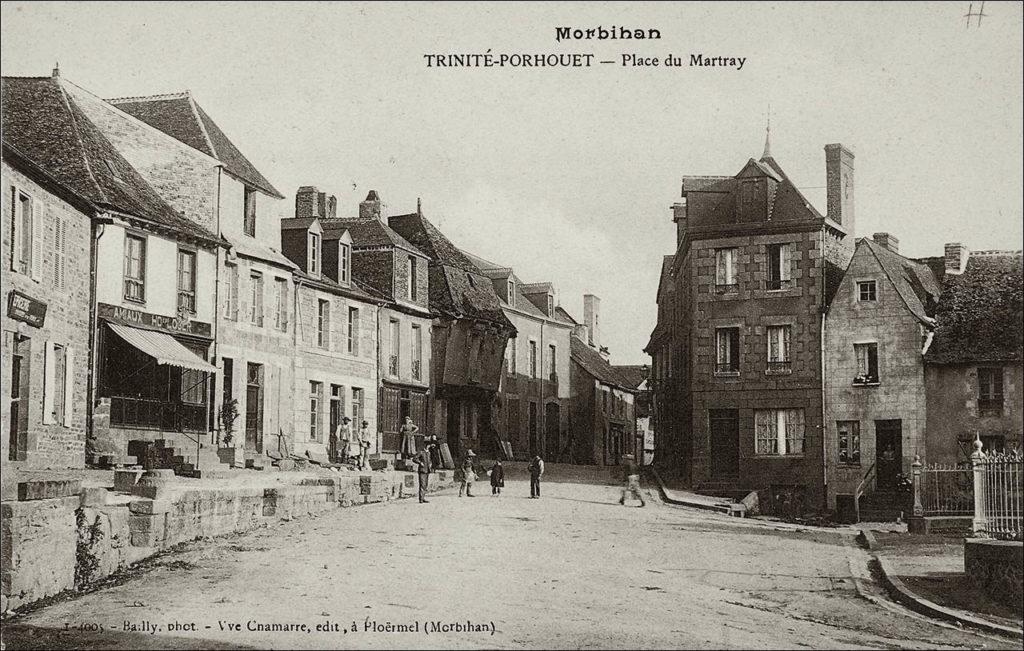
[649,468,733,513]
[870,531,1023,639]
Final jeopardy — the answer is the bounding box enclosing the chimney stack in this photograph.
[360,190,383,220]
[672,201,687,248]
[944,242,970,275]
[583,294,601,350]
[872,232,899,253]
[825,144,855,236]
[295,186,336,220]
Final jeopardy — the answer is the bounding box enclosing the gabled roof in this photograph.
[281,216,319,230]
[109,92,283,198]
[1,76,218,244]
[321,217,423,255]
[861,238,942,325]
[925,251,1023,365]
[570,337,637,391]
[555,306,578,325]
[612,364,649,389]
[388,210,513,329]
[294,268,383,304]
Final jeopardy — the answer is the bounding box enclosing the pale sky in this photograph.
[3,1,1022,364]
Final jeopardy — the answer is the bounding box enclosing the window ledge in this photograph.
[764,369,792,376]
[753,454,806,459]
[852,381,881,387]
[714,371,740,378]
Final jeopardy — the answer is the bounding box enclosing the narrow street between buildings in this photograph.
[1,467,1015,650]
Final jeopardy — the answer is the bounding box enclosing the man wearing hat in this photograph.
[333,416,353,464]
[459,449,477,497]
[412,435,438,503]
[619,454,645,507]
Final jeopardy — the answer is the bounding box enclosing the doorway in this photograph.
[875,420,903,490]
[245,362,264,453]
[8,336,30,461]
[544,402,560,461]
[528,401,538,457]
[709,409,740,478]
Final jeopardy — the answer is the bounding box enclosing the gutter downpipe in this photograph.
[86,216,109,465]
[820,228,828,511]
[210,167,223,447]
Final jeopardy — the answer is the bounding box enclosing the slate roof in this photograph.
[109,92,283,198]
[321,218,422,255]
[294,269,383,304]
[459,249,578,327]
[555,306,578,325]
[388,211,514,329]
[570,337,637,391]
[861,238,942,324]
[1,76,218,244]
[925,251,1023,365]
[612,364,649,389]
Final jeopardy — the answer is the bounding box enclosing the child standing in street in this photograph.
[490,460,505,496]
[459,450,477,497]
[528,455,544,499]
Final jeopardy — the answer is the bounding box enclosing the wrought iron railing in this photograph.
[917,461,974,516]
[766,361,792,374]
[412,360,422,381]
[389,355,399,376]
[973,444,1023,540]
[714,362,739,374]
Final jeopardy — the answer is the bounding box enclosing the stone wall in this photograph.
[964,538,1023,610]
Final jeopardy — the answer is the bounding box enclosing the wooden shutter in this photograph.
[62,346,74,426]
[43,341,56,424]
[10,186,21,270]
[31,200,43,281]
[352,309,360,356]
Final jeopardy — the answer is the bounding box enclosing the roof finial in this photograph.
[52,62,60,78]
[761,103,772,159]
[417,197,422,215]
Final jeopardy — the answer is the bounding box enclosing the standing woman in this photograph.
[399,416,419,459]
[490,459,505,496]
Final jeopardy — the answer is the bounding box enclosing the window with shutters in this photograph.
[224,262,239,320]
[52,213,68,291]
[317,299,331,349]
[347,307,360,355]
[176,248,197,314]
[766,243,792,290]
[755,408,805,456]
[249,271,264,326]
[123,233,146,302]
[10,187,37,277]
[274,278,288,330]
[43,342,73,427]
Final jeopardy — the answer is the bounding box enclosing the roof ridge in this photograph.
[185,94,218,160]
[108,91,190,104]
[971,249,1023,257]
[55,79,111,206]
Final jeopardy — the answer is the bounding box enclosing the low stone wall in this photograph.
[964,538,1024,610]
[1,470,453,611]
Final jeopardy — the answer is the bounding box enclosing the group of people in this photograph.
[330,417,373,470]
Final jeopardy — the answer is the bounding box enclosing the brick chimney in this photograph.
[360,190,383,220]
[584,294,601,350]
[944,242,969,275]
[872,232,899,253]
[825,144,855,236]
[295,186,336,219]
[672,201,687,248]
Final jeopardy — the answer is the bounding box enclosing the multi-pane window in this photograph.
[339,243,351,284]
[507,279,516,307]
[308,232,321,276]
[52,213,68,291]
[755,408,805,456]
[766,325,791,373]
[837,421,861,465]
[766,243,791,290]
[123,234,146,302]
[547,295,554,316]
[408,256,417,301]
[10,187,38,277]
[243,187,256,237]
[317,299,331,349]
[309,381,322,441]
[853,343,879,384]
[715,327,740,374]
[347,307,360,354]
[715,247,738,292]
[529,341,538,378]
[351,387,364,426]
[249,271,264,326]
[978,367,1004,416]
[548,344,557,382]
[389,319,400,376]
[412,324,423,380]
[224,262,239,320]
[176,249,197,314]
[273,278,288,330]
[857,281,877,302]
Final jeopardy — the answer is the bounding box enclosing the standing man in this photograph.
[412,437,435,503]
[459,450,477,497]
[335,417,353,465]
[619,454,645,507]
[528,455,544,499]
[358,420,373,470]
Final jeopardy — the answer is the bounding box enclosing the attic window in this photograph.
[507,279,515,307]
[104,159,124,183]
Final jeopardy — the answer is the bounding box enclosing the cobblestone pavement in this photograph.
[1,469,1017,650]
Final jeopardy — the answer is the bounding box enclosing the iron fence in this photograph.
[918,462,974,516]
[974,448,1023,540]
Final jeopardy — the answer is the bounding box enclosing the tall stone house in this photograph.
[2,73,221,468]
[824,234,942,516]
[461,251,573,461]
[63,79,298,463]
[569,333,637,466]
[648,137,855,513]
[308,189,434,461]
[924,246,1023,461]
[388,207,515,460]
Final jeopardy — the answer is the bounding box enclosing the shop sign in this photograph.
[98,303,211,338]
[7,290,47,328]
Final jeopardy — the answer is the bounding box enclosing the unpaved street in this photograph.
[1,468,1014,650]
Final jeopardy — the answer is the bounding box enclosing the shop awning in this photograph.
[108,323,217,373]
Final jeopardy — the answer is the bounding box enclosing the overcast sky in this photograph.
[3,1,1022,364]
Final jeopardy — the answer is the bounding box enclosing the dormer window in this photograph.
[547,294,553,317]
[243,187,257,237]
[308,232,321,276]
[408,255,417,301]
[339,242,351,284]
[507,279,515,307]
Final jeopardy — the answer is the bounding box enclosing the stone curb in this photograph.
[649,468,730,514]
[873,553,1023,640]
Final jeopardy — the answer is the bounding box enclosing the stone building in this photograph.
[612,365,651,464]
[388,206,515,460]
[461,251,573,461]
[648,136,855,513]
[307,188,433,461]
[64,79,298,463]
[924,246,1023,461]
[280,215,383,460]
[1,73,222,468]
[569,334,637,466]
[824,234,942,513]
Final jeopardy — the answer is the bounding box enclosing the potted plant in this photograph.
[217,398,244,467]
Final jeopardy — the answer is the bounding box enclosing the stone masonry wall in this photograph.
[965,538,1023,610]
